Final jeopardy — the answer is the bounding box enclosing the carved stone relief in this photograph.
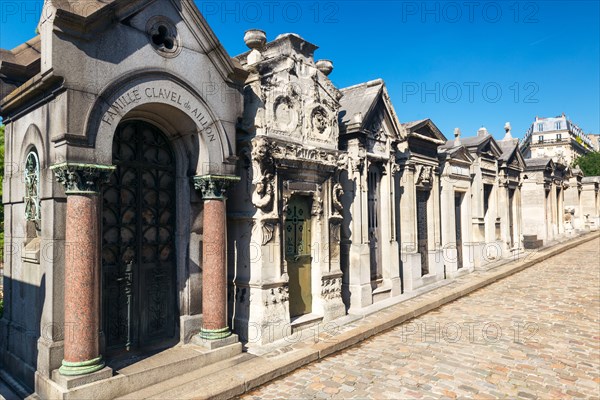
[415,165,434,186]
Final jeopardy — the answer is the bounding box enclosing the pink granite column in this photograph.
[51,163,115,376]
[194,175,240,340]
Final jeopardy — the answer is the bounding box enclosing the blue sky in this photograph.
[1,0,599,140]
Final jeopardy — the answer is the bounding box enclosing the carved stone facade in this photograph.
[459,128,505,269]
[521,158,568,245]
[396,119,446,291]
[438,135,477,277]
[0,3,595,399]
[497,125,526,256]
[229,33,345,344]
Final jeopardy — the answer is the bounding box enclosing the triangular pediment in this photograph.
[446,146,475,164]
[39,0,242,85]
[403,119,447,144]
[339,80,403,141]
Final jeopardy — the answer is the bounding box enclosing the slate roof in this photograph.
[51,0,117,18]
[459,135,490,147]
[525,157,554,171]
[338,79,384,130]
[498,140,518,162]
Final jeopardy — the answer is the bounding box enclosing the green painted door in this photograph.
[285,197,312,318]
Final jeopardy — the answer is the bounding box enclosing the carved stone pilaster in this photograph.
[193,175,240,200]
[50,163,115,195]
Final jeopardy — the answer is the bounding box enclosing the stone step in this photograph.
[523,239,544,249]
[291,313,324,333]
[45,342,243,400]
[115,352,255,400]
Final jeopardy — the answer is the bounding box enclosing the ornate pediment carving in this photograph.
[415,165,434,186]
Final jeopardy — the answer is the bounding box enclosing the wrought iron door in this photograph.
[454,193,463,269]
[367,166,382,283]
[102,121,176,353]
[285,197,312,318]
[416,190,430,276]
[508,189,515,247]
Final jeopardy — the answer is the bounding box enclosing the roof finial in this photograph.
[244,29,267,65]
[454,128,461,146]
[504,122,513,140]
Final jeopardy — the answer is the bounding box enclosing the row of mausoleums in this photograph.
[0,1,598,398]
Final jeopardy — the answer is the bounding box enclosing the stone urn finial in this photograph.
[244,29,267,50]
[316,60,334,76]
[244,29,267,66]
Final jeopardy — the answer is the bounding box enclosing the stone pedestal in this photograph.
[193,175,240,341]
[50,163,115,378]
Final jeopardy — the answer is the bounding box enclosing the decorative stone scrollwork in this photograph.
[321,277,342,300]
[252,174,275,212]
[498,175,509,188]
[273,96,299,133]
[332,183,344,216]
[193,175,240,200]
[415,165,434,186]
[261,220,277,246]
[272,143,338,167]
[251,137,277,212]
[24,151,41,223]
[264,286,289,307]
[311,106,329,136]
[391,160,402,175]
[312,186,324,217]
[50,163,116,195]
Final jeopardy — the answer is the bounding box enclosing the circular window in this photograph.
[147,17,181,58]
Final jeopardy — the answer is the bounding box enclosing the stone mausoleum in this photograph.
[0,1,599,399]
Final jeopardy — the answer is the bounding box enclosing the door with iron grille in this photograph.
[367,165,382,283]
[285,197,312,318]
[454,193,463,269]
[102,120,177,354]
[416,190,430,276]
[508,188,515,247]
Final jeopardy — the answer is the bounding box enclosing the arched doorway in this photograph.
[102,120,177,355]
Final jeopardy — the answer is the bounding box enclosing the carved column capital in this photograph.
[50,163,115,195]
[193,174,240,200]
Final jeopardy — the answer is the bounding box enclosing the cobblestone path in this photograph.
[242,238,600,399]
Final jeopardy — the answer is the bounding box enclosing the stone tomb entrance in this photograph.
[285,196,313,318]
[102,120,178,356]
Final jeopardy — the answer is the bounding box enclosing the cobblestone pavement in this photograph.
[242,238,600,399]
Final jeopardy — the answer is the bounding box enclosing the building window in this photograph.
[557,133,562,141]
[555,121,562,130]
[483,184,493,216]
[24,150,41,225]
[537,123,544,132]
[538,136,544,143]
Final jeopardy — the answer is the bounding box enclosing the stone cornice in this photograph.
[50,162,115,195]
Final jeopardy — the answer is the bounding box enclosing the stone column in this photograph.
[50,163,115,376]
[193,175,240,341]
